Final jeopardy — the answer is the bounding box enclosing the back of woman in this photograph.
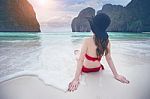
[68,13,129,92]
[83,37,102,69]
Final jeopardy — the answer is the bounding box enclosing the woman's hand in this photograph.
[68,79,80,92]
[114,74,130,84]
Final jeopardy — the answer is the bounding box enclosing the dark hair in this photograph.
[93,35,109,57]
[89,13,111,57]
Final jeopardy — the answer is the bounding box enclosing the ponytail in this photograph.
[93,35,109,57]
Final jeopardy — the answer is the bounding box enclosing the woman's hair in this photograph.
[89,13,111,57]
[93,35,109,57]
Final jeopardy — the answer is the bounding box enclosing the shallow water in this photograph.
[0,32,150,91]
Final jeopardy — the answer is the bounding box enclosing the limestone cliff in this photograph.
[71,7,95,32]
[0,0,40,32]
[98,0,150,32]
[72,0,150,32]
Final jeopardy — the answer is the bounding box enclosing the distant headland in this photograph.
[71,0,150,33]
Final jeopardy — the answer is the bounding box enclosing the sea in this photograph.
[0,32,150,91]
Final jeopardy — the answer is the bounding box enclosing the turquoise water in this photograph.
[0,32,150,91]
[0,32,150,41]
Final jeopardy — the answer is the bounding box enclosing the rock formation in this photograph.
[71,7,95,32]
[72,0,150,32]
[98,0,150,32]
[0,0,40,32]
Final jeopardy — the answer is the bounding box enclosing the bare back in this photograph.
[83,37,101,68]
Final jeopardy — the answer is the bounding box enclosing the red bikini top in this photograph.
[85,54,101,61]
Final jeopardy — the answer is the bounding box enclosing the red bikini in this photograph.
[82,54,104,73]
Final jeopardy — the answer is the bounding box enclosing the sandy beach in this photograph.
[0,51,150,99]
[0,33,150,99]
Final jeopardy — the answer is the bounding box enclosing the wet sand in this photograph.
[0,32,150,99]
[0,52,150,99]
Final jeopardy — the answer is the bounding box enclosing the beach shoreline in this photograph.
[0,32,150,99]
[1,62,150,99]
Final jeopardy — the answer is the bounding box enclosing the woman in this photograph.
[68,13,129,92]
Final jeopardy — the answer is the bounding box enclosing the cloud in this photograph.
[28,0,131,29]
[60,0,131,12]
[41,13,73,27]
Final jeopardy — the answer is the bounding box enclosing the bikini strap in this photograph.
[85,54,101,61]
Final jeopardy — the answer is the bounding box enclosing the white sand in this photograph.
[0,53,150,99]
[0,40,150,99]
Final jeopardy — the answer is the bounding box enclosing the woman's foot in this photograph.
[74,50,80,61]
[74,49,80,55]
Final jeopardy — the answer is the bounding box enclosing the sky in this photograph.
[28,0,131,30]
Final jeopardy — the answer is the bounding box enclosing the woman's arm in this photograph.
[68,38,88,91]
[105,42,118,76]
[105,41,129,84]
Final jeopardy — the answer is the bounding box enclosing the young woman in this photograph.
[68,13,129,92]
